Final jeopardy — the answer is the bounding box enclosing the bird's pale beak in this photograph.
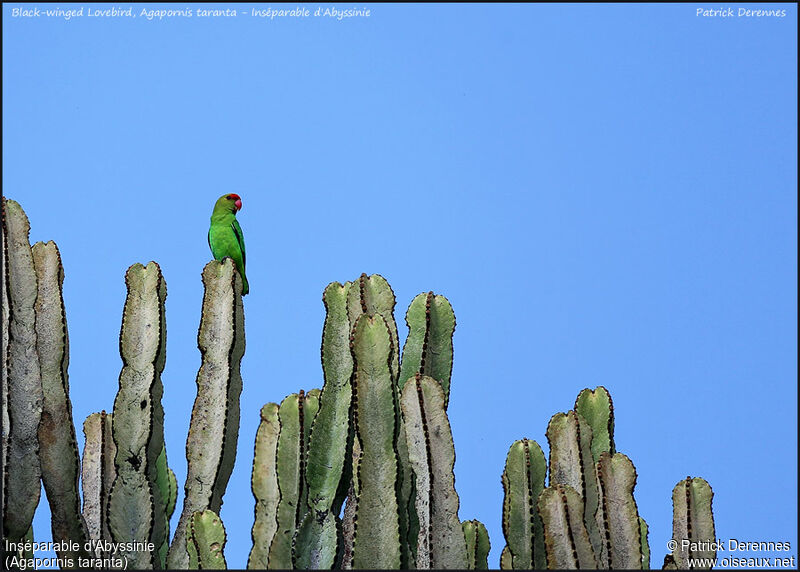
[235,199,242,211]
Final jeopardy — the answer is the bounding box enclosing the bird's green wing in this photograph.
[231,218,246,269]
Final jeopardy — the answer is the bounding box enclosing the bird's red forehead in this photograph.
[227,193,241,201]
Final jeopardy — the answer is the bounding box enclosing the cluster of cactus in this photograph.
[2,198,245,569]
[500,386,717,569]
[246,274,489,569]
[2,196,716,570]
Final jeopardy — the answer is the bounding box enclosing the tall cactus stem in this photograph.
[595,452,644,569]
[1,198,43,543]
[538,484,598,569]
[501,438,547,570]
[462,520,491,570]
[268,392,301,569]
[669,477,715,569]
[248,403,281,569]
[294,282,353,569]
[573,386,615,462]
[304,281,353,514]
[401,373,468,569]
[546,410,601,559]
[168,259,245,569]
[350,313,401,569]
[32,240,91,564]
[81,412,117,563]
[266,390,320,569]
[107,261,168,569]
[397,292,456,404]
[346,274,414,567]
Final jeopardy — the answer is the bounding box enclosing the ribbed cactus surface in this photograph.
[538,483,598,568]
[248,403,281,569]
[81,411,117,562]
[546,409,600,556]
[187,510,228,569]
[462,519,490,570]
[401,374,468,569]
[350,313,402,569]
[107,261,169,569]
[668,477,715,569]
[168,258,246,569]
[270,389,320,569]
[2,198,43,544]
[398,292,456,403]
[33,240,91,564]
[595,451,644,569]
[293,282,354,570]
[501,438,547,569]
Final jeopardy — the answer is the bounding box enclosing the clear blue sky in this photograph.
[3,3,797,569]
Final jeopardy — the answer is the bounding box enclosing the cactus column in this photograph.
[33,241,91,565]
[269,389,321,569]
[2,198,43,545]
[81,411,117,563]
[293,282,354,570]
[248,403,281,569]
[401,374,468,569]
[667,477,715,569]
[462,519,491,570]
[501,438,547,569]
[186,510,228,569]
[168,259,246,569]
[107,261,169,569]
[350,313,402,569]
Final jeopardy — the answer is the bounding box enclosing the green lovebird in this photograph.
[208,193,249,295]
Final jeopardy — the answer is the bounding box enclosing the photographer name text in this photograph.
[697,7,787,18]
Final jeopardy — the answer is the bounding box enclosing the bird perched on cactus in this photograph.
[208,193,248,295]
